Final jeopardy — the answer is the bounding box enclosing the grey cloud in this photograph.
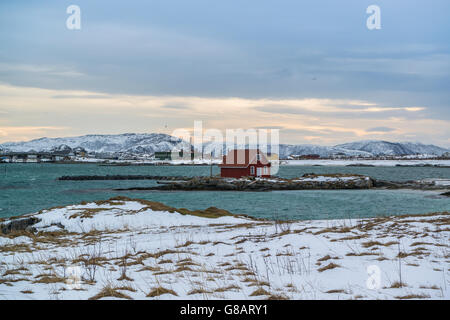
[161,104,191,110]
[366,127,396,132]
[52,95,111,99]
[253,125,285,130]
[253,105,427,121]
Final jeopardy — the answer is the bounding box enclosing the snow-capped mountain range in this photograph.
[0,133,189,156]
[0,134,448,158]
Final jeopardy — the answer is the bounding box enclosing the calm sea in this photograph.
[0,163,449,220]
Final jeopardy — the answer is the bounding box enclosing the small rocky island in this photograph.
[115,174,374,191]
[58,174,450,192]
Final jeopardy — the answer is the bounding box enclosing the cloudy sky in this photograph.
[0,0,449,146]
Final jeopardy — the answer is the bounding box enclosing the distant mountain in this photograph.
[278,144,372,158]
[200,141,442,158]
[0,133,189,155]
[1,134,448,158]
[335,140,449,156]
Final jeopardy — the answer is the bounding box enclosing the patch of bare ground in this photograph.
[388,281,407,289]
[397,249,429,258]
[158,259,173,265]
[33,273,65,284]
[317,255,339,262]
[318,263,340,272]
[105,196,244,219]
[247,281,270,287]
[314,226,353,235]
[117,274,134,281]
[147,287,178,297]
[69,208,111,219]
[0,229,35,239]
[225,263,248,272]
[395,294,430,299]
[419,285,440,290]
[175,240,195,248]
[331,234,368,241]
[89,284,133,300]
[174,266,195,272]
[137,266,161,272]
[187,288,212,295]
[410,242,435,247]
[361,240,398,248]
[20,290,33,294]
[406,263,419,267]
[326,289,347,294]
[0,277,29,286]
[153,249,188,259]
[346,251,379,257]
[176,257,199,265]
[2,267,28,276]
[214,285,241,293]
[266,294,289,300]
[0,243,33,253]
[249,288,271,296]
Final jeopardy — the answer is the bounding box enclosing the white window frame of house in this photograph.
[256,167,262,176]
[250,166,255,175]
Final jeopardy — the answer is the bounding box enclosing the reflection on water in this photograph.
[0,163,449,220]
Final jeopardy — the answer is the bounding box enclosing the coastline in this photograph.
[3,159,450,167]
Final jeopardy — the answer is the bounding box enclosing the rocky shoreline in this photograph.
[115,174,375,191]
[58,175,192,181]
[58,174,450,192]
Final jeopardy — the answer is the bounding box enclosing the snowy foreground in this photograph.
[0,198,448,300]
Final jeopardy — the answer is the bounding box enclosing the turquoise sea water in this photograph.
[0,163,449,220]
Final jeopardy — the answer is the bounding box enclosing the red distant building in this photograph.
[218,149,271,178]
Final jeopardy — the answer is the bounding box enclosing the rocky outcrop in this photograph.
[373,179,450,190]
[0,216,40,234]
[115,174,375,192]
[59,175,192,181]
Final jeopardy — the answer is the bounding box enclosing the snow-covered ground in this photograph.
[282,159,450,167]
[0,198,448,300]
[70,157,223,165]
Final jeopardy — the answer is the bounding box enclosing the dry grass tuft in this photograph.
[146,287,178,297]
[326,289,347,294]
[389,281,406,289]
[266,294,289,300]
[20,290,34,294]
[214,285,240,293]
[249,288,271,296]
[33,274,65,284]
[69,208,109,219]
[317,254,339,262]
[89,284,133,300]
[318,263,340,272]
[187,288,212,295]
[395,293,430,299]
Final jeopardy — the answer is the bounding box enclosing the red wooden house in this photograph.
[218,149,271,178]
